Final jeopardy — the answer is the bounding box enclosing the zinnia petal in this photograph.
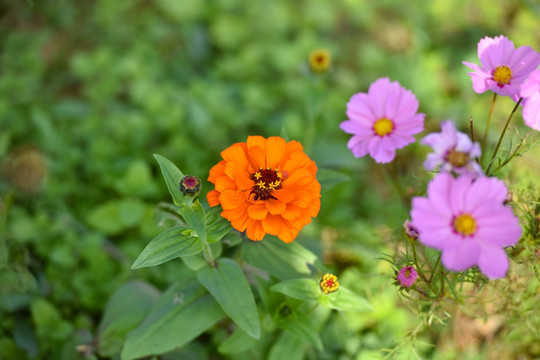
[207,136,321,243]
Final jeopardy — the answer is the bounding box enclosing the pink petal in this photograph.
[367,136,395,163]
[475,208,522,247]
[340,120,372,135]
[426,173,453,217]
[368,78,392,119]
[448,174,473,214]
[523,94,540,131]
[441,240,480,272]
[477,244,510,279]
[464,176,507,210]
[469,72,491,94]
[347,135,370,158]
[508,46,540,78]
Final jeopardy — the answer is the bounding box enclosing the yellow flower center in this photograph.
[446,150,469,168]
[404,268,412,278]
[309,49,331,73]
[320,273,339,294]
[453,214,476,236]
[493,65,512,85]
[373,118,394,137]
[250,167,282,201]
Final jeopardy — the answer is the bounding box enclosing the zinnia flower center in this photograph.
[249,167,283,201]
[453,214,476,236]
[446,150,469,167]
[319,273,339,294]
[373,118,394,136]
[493,65,512,85]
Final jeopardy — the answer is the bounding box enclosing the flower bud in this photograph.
[179,175,201,197]
[309,48,331,74]
[319,273,339,294]
[403,219,419,241]
[396,266,418,288]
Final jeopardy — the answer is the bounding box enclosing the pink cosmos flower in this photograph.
[520,68,540,131]
[410,173,521,279]
[463,35,540,101]
[421,121,482,176]
[340,78,425,163]
[397,266,418,288]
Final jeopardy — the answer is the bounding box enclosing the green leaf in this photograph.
[317,168,351,192]
[323,286,372,312]
[268,331,306,360]
[181,254,207,271]
[271,278,321,301]
[242,236,318,280]
[86,199,146,235]
[153,154,185,207]
[218,327,258,355]
[205,206,233,243]
[30,298,72,340]
[96,280,160,357]
[276,310,322,351]
[132,225,204,269]
[179,201,207,243]
[121,280,225,360]
[197,258,261,339]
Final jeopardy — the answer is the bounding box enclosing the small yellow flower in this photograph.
[319,273,339,294]
[309,49,331,73]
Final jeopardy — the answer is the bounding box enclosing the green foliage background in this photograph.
[1,0,539,359]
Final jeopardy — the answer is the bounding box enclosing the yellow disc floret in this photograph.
[446,150,469,168]
[453,214,476,236]
[319,273,339,294]
[493,65,512,85]
[373,118,394,136]
[309,48,331,73]
[250,168,283,201]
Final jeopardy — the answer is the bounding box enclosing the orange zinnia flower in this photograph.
[207,136,321,243]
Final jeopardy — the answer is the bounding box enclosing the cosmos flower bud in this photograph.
[179,175,201,198]
[403,219,419,241]
[396,266,418,288]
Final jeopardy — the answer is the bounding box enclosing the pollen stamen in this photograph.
[373,118,394,137]
[453,214,476,236]
[250,168,283,201]
[493,65,512,86]
[319,273,339,294]
[446,150,469,168]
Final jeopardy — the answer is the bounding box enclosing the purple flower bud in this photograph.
[180,175,201,197]
[397,266,418,288]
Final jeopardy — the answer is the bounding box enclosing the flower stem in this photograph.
[411,241,428,283]
[481,93,497,161]
[381,163,408,210]
[429,253,441,279]
[486,97,523,175]
[202,242,215,266]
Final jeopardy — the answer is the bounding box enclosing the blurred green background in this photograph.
[1,0,540,359]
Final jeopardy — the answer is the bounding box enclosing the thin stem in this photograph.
[202,242,215,266]
[411,242,428,283]
[481,93,497,161]
[430,254,441,282]
[486,97,523,174]
[381,163,408,210]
